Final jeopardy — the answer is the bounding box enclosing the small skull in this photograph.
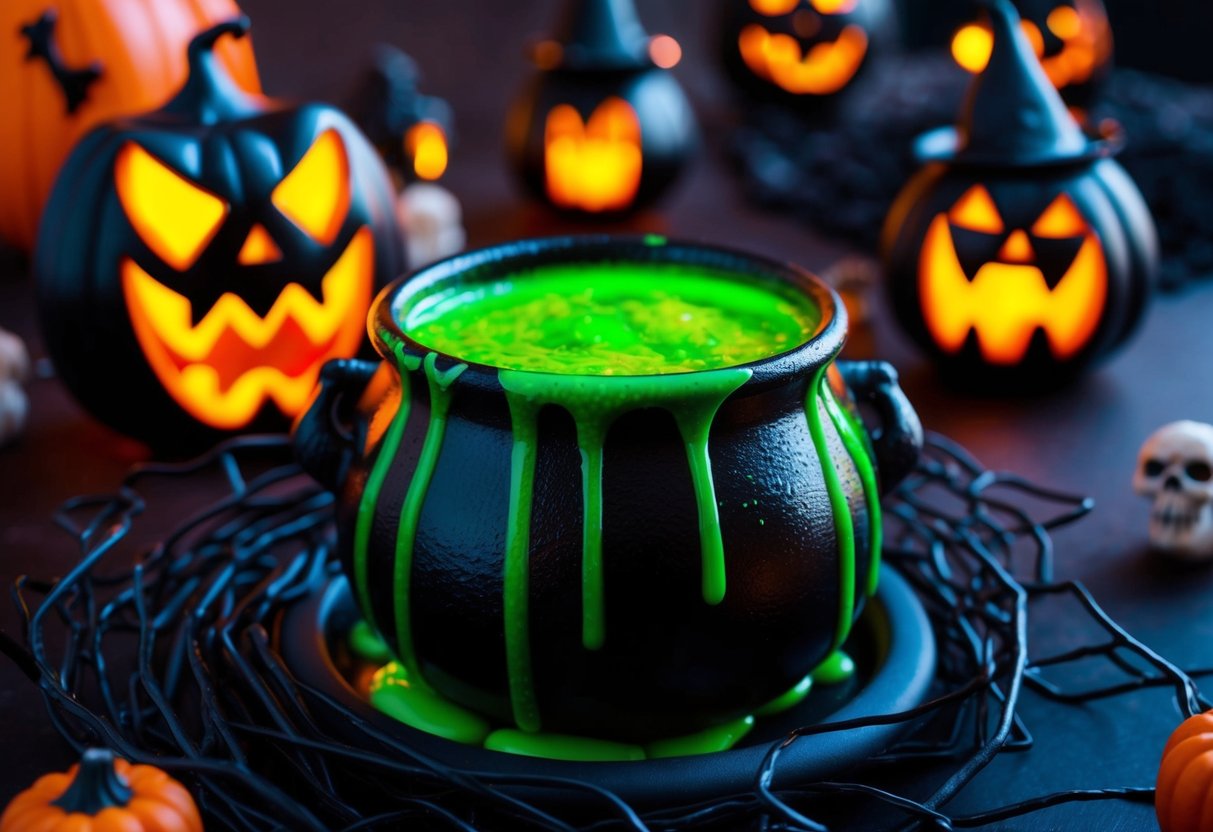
[1135,421,1213,560]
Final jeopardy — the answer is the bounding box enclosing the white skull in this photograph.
[1134,420,1213,560]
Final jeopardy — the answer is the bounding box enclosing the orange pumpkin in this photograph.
[1157,710,1213,832]
[0,0,261,253]
[0,748,203,832]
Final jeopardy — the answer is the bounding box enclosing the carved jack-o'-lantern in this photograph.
[720,0,894,106]
[35,19,402,448]
[507,0,697,216]
[0,0,261,254]
[883,0,1155,385]
[346,45,454,186]
[951,0,1112,108]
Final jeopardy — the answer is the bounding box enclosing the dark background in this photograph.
[2,1,1212,828]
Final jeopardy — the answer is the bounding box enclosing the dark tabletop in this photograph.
[1,1,1206,829]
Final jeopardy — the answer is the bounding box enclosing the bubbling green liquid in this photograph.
[401,262,821,375]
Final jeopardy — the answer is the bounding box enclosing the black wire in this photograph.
[2,432,1202,831]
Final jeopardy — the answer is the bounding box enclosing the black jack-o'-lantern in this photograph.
[882,0,1155,387]
[35,19,403,449]
[506,0,698,216]
[720,0,895,107]
[951,0,1112,109]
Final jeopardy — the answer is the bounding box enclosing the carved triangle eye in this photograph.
[1032,194,1087,238]
[272,129,351,246]
[948,185,1004,234]
[115,142,229,271]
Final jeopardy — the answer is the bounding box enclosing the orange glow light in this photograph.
[272,129,351,246]
[737,22,869,95]
[649,34,682,69]
[918,211,1106,365]
[543,98,642,213]
[809,0,858,13]
[122,227,375,428]
[115,142,228,271]
[952,2,1110,91]
[405,122,449,181]
[949,185,1004,234]
[749,0,800,14]
[237,223,283,265]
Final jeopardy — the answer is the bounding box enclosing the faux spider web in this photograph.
[1,433,1203,831]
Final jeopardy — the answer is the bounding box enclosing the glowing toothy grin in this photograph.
[918,216,1107,365]
[738,23,868,95]
[122,227,374,429]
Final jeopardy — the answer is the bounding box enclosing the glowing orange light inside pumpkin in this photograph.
[749,0,800,14]
[543,98,642,213]
[237,223,282,265]
[809,0,858,13]
[919,188,1107,365]
[737,21,869,95]
[649,34,682,69]
[272,129,351,246]
[1047,5,1082,39]
[115,143,229,271]
[952,2,1110,91]
[121,226,375,429]
[949,184,1003,233]
[405,122,449,181]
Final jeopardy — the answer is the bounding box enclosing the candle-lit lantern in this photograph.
[950,0,1112,108]
[506,0,697,216]
[719,0,895,108]
[882,0,1155,387]
[0,0,260,254]
[34,19,403,448]
[346,45,454,186]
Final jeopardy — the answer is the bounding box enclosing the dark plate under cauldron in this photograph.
[277,566,935,809]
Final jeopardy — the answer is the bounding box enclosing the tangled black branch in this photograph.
[0,433,1201,830]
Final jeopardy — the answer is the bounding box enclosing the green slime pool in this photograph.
[401,261,821,374]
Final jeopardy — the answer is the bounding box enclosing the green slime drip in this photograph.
[805,369,857,651]
[392,353,466,691]
[352,342,414,639]
[813,650,856,685]
[370,662,490,745]
[402,263,819,376]
[484,729,646,762]
[499,368,752,731]
[824,386,882,597]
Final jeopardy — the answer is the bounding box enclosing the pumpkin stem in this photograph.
[52,749,134,815]
[163,16,261,125]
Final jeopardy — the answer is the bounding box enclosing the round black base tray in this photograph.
[278,567,935,809]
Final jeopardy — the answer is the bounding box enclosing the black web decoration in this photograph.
[1,433,1206,830]
[20,10,103,115]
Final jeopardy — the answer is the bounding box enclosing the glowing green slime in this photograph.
[402,263,819,375]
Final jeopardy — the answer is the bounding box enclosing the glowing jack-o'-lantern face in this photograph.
[723,0,891,102]
[543,98,643,213]
[739,0,869,95]
[952,0,1112,105]
[114,132,374,429]
[34,20,402,447]
[918,184,1106,366]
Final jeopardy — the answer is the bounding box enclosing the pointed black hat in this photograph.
[552,0,652,71]
[917,0,1113,167]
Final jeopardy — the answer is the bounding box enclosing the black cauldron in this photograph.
[294,236,922,742]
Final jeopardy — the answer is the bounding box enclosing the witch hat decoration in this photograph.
[552,0,651,71]
[918,0,1112,168]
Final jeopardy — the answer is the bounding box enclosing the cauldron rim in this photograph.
[370,234,847,397]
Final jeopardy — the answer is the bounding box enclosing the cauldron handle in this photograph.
[293,358,379,493]
[837,360,923,494]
